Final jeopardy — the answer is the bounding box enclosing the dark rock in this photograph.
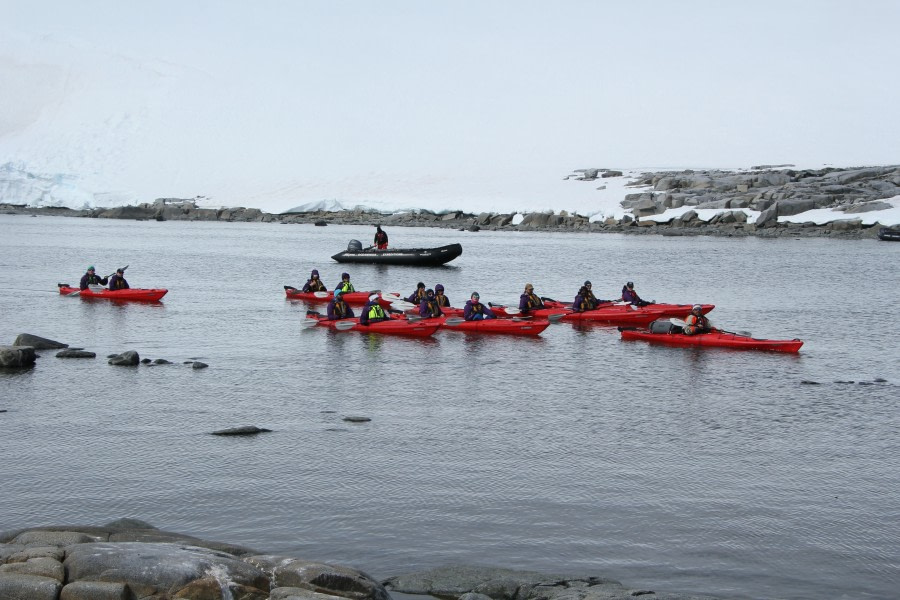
[12,334,67,349]
[0,346,37,368]
[211,426,272,436]
[141,358,152,364]
[343,416,371,423]
[59,580,131,599]
[801,380,820,385]
[152,358,171,364]
[55,349,96,359]
[191,361,209,369]
[108,351,140,366]
[246,556,390,600]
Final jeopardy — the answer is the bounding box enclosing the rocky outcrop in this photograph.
[108,350,140,366]
[12,334,68,349]
[384,565,714,600]
[2,165,896,239]
[0,522,393,600]
[0,346,36,368]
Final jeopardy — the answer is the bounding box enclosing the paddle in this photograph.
[488,302,521,315]
[389,299,417,311]
[444,317,465,326]
[547,313,566,323]
[300,318,320,329]
[333,319,358,331]
[67,265,128,296]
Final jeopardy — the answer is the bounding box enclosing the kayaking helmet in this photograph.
[435,284,444,292]
[311,269,319,278]
[417,281,425,288]
[341,272,350,280]
[87,265,95,271]
[426,288,434,298]
[116,268,124,274]
[691,304,702,312]
[471,292,480,300]
[626,281,634,288]
[584,280,592,286]
[369,293,379,302]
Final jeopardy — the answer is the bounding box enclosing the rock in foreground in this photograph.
[0,522,722,600]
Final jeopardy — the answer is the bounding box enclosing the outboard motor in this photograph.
[347,239,363,251]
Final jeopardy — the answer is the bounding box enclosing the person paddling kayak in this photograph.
[572,281,610,312]
[683,304,711,335]
[334,272,355,294]
[406,281,427,304]
[359,293,390,325]
[434,284,450,307]
[518,283,545,313]
[464,292,495,321]
[302,269,327,292]
[620,281,652,307]
[108,268,129,290]
[419,289,443,318]
[79,266,109,290]
[327,290,355,320]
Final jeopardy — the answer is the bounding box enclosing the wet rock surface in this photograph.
[0,523,721,600]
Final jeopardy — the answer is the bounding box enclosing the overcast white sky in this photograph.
[1,0,898,211]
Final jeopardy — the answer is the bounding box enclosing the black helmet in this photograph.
[417,281,425,288]
[426,288,434,297]
[626,281,634,288]
[584,280,591,286]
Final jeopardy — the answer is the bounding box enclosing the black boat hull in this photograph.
[877,227,900,241]
[331,243,463,266]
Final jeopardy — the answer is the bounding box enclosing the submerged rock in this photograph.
[12,334,67,349]
[0,346,36,368]
[108,351,140,366]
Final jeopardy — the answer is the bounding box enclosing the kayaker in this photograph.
[326,290,355,320]
[406,281,427,304]
[301,269,327,292]
[374,225,389,250]
[79,266,109,290]
[359,294,390,325]
[683,304,711,335]
[434,284,451,307]
[108,268,129,290]
[518,283,545,313]
[573,283,605,312]
[335,272,355,294]
[464,292,495,321]
[620,281,652,307]
[419,289,443,318]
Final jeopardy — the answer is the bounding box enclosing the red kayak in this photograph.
[284,286,389,307]
[620,328,803,353]
[58,285,167,302]
[417,316,550,336]
[304,315,439,337]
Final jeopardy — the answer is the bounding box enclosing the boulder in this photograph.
[842,200,893,214]
[0,573,62,600]
[756,202,779,228]
[0,346,36,368]
[64,542,269,598]
[245,557,389,600]
[108,351,140,366]
[0,557,64,582]
[60,580,132,600]
[12,334,67,349]
[56,350,96,359]
[830,219,863,231]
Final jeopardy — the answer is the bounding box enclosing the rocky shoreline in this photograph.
[3,165,898,240]
[0,521,717,600]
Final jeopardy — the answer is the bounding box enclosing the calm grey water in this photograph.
[1,215,898,600]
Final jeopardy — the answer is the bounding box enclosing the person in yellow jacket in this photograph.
[683,304,711,335]
[359,294,390,325]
